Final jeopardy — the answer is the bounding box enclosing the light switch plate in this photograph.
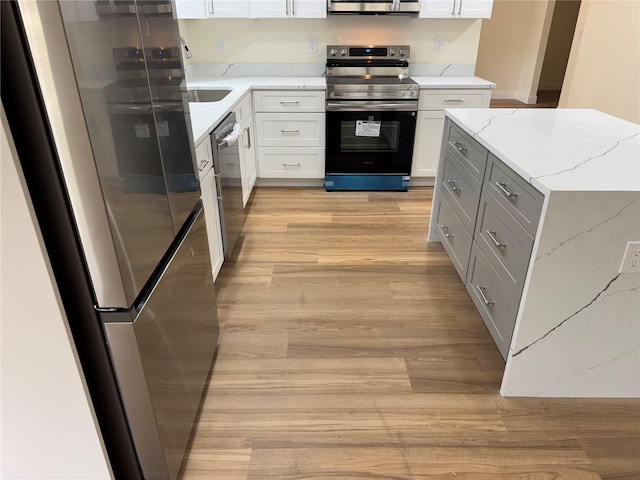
[619,241,640,274]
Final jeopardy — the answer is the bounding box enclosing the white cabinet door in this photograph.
[213,0,250,17]
[420,0,456,18]
[420,0,492,18]
[240,120,257,206]
[175,0,211,18]
[201,169,225,281]
[411,111,445,178]
[458,0,493,18]
[250,0,288,18]
[293,0,327,18]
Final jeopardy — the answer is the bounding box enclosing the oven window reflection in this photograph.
[340,120,400,153]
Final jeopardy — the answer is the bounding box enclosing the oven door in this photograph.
[325,103,417,175]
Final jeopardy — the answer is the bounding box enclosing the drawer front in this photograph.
[195,137,213,181]
[258,147,325,178]
[253,90,325,113]
[475,187,534,302]
[434,191,473,282]
[419,89,491,111]
[466,243,518,360]
[441,148,482,235]
[485,153,544,237]
[234,92,253,124]
[445,120,488,181]
[255,113,325,147]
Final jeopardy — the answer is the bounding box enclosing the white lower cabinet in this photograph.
[253,90,325,180]
[239,117,257,206]
[258,147,325,178]
[411,89,491,182]
[411,111,445,178]
[201,167,224,281]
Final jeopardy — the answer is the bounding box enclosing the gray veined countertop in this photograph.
[445,108,640,194]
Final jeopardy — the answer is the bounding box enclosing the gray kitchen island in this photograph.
[429,108,640,397]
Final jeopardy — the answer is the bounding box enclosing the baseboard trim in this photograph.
[516,92,537,104]
[257,178,324,188]
[410,177,435,187]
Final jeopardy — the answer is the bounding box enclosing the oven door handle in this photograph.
[326,102,417,112]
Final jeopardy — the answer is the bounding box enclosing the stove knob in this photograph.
[389,48,395,56]
[339,48,347,57]
[399,49,406,57]
[410,91,416,97]
[329,48,337,57]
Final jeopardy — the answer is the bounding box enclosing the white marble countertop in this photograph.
[411,76,495,89]
[445,108,640,194]
[187,75,494,146]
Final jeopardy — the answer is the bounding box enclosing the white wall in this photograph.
[559,0,640,124]
[179,16,483,65]
[0,106,113,480]
[476,0,555,102]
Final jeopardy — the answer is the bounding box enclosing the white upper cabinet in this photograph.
[250,0,326,18]
[175,0,249,19]
[420,0,493,18]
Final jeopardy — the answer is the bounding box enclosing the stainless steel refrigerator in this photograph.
[2,1,218,478]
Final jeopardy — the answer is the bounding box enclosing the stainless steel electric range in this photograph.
[324,45,418,191]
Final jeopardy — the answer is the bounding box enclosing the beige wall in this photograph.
[538,0,581,90]
[560,0,640,124]
[476,0,555,102]
[179,17,482,65]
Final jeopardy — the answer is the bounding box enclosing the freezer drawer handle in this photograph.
[476,285,495,306]
[486,230,507,248]
[495,181,518,198]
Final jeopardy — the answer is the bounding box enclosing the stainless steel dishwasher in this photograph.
[212,112,245,258]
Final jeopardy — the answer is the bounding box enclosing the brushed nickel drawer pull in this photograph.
[283,162,301,167]
[198,158,210,171]
[486,230,507,248]
[445,99,465,103]
[447,179,461,192]
[440,224,453,239]
[281,129,300,134]
[496,181,518,198]
[280,100,299,104]
[476,285,495,306]
[452,141,467,154]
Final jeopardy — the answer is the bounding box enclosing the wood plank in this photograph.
[181,186,640,478]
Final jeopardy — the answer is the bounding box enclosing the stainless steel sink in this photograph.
[187,89,232,102]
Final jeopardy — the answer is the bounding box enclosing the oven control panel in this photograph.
[327,45,410,60]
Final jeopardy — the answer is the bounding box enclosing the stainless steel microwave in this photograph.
[328,0,420,15]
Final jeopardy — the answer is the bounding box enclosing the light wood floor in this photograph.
[180,187,640,480]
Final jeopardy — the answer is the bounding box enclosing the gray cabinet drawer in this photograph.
[434,191,473,283]
[441,148,482,235]
[466,243,518,360]
[485,153,544,237]
[475,187,534,302]
[445,119,488,182]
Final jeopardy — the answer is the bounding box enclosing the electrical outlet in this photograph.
[434,37,445,53]
[217,37,226,53]
[619,241,640,274]
[308,37,318,54]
